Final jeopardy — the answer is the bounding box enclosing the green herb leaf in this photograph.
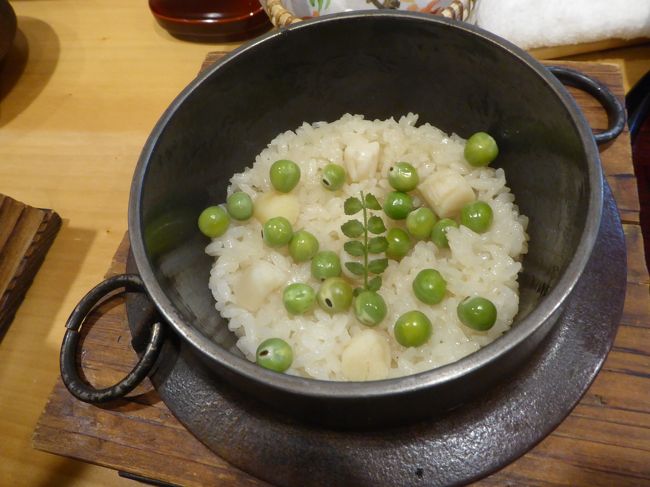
[342,192,388,292]
[368,276,382,292]
[344,241,365,256]
[341,220,364,238]
[367,236,388,254]
[345,262,365,276]
[367,216,386,234]
[344,197,363,215]
[368,258,388,274]
[364,193,381,210]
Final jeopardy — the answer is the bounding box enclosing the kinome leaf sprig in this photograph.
[341,191,389,294]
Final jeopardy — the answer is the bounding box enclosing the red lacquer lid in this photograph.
[149,0,272,42]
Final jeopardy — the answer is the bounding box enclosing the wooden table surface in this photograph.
[1,2,649,486]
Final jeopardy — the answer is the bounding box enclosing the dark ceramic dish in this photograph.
[0,0,16,64]
[61,12,625,428]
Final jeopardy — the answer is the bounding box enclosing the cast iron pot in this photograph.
[61,11,625,428]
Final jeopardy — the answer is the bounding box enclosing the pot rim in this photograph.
[129,11,603,400]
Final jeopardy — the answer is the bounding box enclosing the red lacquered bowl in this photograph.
[149,0,272,42]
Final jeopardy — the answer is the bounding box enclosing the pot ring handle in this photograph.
[547,65,626,145]
[60,274,165,404]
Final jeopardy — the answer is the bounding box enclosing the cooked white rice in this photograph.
[206,113,528,380]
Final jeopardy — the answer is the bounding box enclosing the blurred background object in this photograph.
[0,0,16,63]
[149,0,272,42]
[261,0,475,26]
[627,70,650,269]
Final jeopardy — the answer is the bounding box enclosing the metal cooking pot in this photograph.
[61,12,625,428]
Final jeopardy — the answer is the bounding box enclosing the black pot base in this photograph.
[126,183,626,487]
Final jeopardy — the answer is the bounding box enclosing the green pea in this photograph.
[460,201,493,234]
[394,310,432,347]
[317,277,353,314]
[256,338,293,372]
[354,290,387,327]
[283,283,316,315]
[263,216,293,247]
[198,206,230,238]
[311,251,342,280]
[321,163,346,191]
[226,192,253,221]
[430,218,459,248]
[386,228,411,261]
[383,191,413,220]
[457,296,497,331]
[406,207,437,240]
[270,159,301,193]
[464,132,498,167]
[289,230,319,263]
[388,162,419,192]
[412,269,447,305]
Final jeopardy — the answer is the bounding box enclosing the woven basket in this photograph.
[263,0,476,28]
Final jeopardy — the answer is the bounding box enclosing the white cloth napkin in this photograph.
[473,0,650,50]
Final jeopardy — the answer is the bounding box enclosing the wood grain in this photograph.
[0,194,61,334]
[31,57,650,486]
[530,38,650,61]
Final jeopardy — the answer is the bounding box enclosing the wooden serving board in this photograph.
[0,194,61,336]
[530,37,650,60]
[33,57,650,486]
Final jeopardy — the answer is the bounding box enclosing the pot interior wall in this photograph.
[136,15,591,354]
